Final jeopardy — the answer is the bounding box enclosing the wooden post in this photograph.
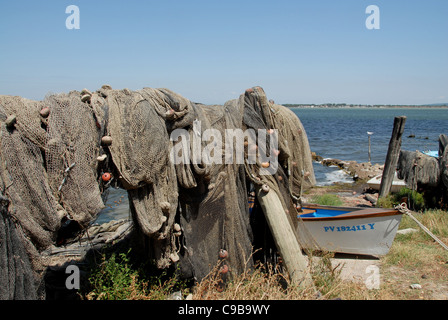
[379,116,407,199]
[255,185,314,289]
[367,132,373,163]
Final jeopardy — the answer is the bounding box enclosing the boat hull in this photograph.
[297,205,403,256]
[367,173,406,193]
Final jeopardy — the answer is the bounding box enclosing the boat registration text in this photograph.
[324,223,375,233]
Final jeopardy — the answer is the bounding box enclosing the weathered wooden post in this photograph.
[367,131,374,163]
[379,116,407,199]
[255,185,315,289]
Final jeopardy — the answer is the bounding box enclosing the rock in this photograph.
[397,228,419,235]
[410,284,422,290]
[365,194,378,206]
[167,291,182,300]
[311,152,323,162]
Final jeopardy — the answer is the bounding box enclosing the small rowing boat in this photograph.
[297,204,403,256]
[367,172,406,193]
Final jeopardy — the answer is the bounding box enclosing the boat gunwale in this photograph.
[298,203,403,222]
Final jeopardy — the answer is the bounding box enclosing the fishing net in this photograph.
[0,85,319,298]
[397,150,440,189]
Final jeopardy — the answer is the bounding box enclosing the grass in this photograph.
[383,210,448,269]
[311,194,344,206]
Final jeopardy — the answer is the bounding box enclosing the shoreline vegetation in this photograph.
[283,103,448,109]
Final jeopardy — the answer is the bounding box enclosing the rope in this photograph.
[395,203,448,251]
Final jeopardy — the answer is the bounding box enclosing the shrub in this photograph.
[311,194,343,206]
[394,188,425,211]
[85,249,188,300]
[377,188,426,211]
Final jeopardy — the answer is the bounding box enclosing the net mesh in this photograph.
[0,85,319,298]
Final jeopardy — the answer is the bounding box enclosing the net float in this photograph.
[170,252,180,263]
[220,264,229,274]
[216,281,225,292]
[102,172,111,182]
[262,184,270,193]
[40,107,50,118]
[5,115,17,128]
[165,109,175,119]
[219,249,228,259]
[261,162,270,168]
[160,202,171,212]
[174,223,181,232]
[81,88,92,96]
[250,145,258,152]
[101,136,113,146]
[81,94,91,103]
[97,154,107,162]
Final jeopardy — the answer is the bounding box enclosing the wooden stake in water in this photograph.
[367,132,374,163]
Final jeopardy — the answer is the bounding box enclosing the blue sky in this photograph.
[0,0,447,105]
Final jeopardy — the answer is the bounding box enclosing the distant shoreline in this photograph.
[283,104,448,109]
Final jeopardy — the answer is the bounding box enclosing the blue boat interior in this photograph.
[299,208,351,218]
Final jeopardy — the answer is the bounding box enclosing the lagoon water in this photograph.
[94,107,448,224]
[292,108,448,186]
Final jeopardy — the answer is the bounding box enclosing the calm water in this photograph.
[292,108,448,185]
[95,107,448,223]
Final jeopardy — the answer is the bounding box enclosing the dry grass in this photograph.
[191,251,375,300]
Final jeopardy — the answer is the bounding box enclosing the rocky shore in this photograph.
[312,152,384,181]
[308,153,386,207]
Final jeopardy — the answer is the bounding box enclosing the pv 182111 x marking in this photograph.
[324,223,375,233]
